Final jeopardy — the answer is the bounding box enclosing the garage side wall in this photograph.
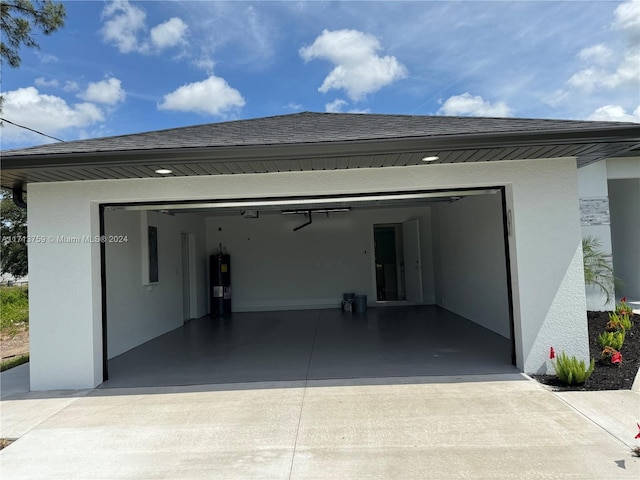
[26,157,587,388]
[432,193,510,338]
[27,193,103,390]
[104,210,207,358]
[205,207,435,311]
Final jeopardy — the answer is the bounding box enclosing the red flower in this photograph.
[621,297,626,303]
[611,351,622,364]
[636,424,640,439]
[549,347,555,359]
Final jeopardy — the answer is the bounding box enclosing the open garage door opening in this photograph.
[99,188,516,388]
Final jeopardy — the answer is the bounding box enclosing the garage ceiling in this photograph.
[108,188,501,217]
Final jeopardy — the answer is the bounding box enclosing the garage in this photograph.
[100,187,516,388]
[4,112,632,390]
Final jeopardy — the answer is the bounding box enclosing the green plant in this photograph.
[608,311,633,331]
[553,350,595,385]
[582,236,616,304]
[0,285,29,335]
[615,297,634,317]
[606,319,623,332]
[597,330,625,350]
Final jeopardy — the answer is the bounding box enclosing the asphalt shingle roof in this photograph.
[4,111,638,157]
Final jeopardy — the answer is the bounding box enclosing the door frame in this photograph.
[98,185,517,382]
[181,232,197,322]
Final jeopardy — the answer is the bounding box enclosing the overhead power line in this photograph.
[1,117,65,142]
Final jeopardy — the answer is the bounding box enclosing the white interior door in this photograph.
[402,219,423,303]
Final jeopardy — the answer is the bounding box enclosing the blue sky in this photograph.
[2,0,639,149]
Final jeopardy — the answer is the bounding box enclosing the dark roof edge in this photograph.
[3,124,640,170]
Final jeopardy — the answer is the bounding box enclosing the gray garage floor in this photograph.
[100,305,517,388]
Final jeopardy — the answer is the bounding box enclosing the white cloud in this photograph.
[577,44,613,65]
[79,77,126,105]
[150,17,188,50]
[101,0,148,54]
[300,29,407,101]
[1,87,104,144]
[193,57,216,75]
[179,2,276,70]
[325,99,348,113]
[34,77,60,88]
[35,52,59,64]
[564,0,639,94]
[438,93,513,117]
[63,81,80,92]
[588,105,640,123]
[614,0,640,39]
[158,76,245,116]
[101,0,188,55]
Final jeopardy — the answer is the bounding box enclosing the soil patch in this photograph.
[534,311,640,391]
[0,438,15,450]
[1,325,29,360]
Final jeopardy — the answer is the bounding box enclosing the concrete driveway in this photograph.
[1,369,639,479]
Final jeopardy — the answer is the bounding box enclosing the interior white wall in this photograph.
[104,209,207,359]
[205,206,435,311]
[577,161,615,310]
[608,178,640,300]
[432,193,510,338]
[26,156,587,388]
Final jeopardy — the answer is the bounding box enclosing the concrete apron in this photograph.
[1,373,639,480]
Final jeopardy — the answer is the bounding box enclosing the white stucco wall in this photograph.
[104,209,207,358]
[26,156,588,389]
[608,178,640,300]
[432,192,510,338]
[606,157,640,180]
[205,206,434,311]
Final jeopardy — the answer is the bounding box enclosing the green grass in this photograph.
[0,286,29,335]
[0,353,29,372]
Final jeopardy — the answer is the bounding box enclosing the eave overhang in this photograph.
[2,122,639,192]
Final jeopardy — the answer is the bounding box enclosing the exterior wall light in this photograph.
[155,168,173,174]
[421,156,439,162]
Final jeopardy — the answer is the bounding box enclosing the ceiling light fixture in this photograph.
[155,168,173,175]
[421,156,439,162]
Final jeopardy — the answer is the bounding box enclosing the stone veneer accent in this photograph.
[580,197,610,226]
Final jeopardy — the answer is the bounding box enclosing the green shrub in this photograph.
[0,286,29,334]
[615,297,633,317]
[606,319,623,332]
[582,236,615,304]
[608,312,633,331]
[597,330,625,350]
[554,351,595,385]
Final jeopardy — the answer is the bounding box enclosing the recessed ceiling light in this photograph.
[155,168,173,174]
[421,156,439,162]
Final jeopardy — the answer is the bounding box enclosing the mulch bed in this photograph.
[533,311,640,391]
